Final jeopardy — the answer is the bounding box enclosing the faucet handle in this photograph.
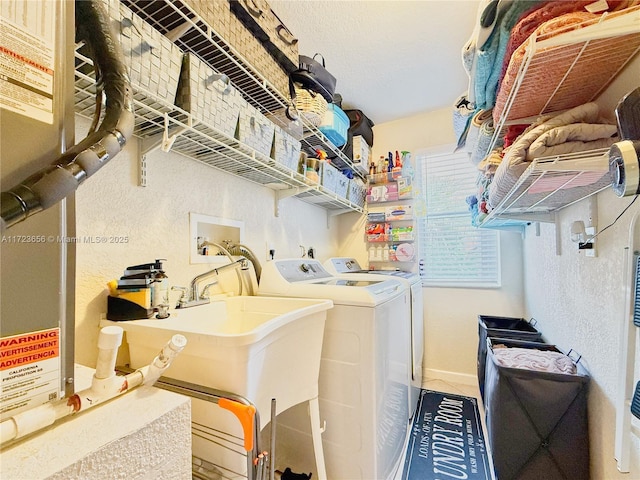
[200,281,219,299]
[171,286,189,307]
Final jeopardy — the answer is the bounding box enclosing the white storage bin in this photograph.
[272,126,301,172]
[100,0,183,106]
[320,161,340,192]
[335,173,349,199]
[352,135,372,175]
[348,179,366,207]
[236,104,276,157]
[175,53,243,139]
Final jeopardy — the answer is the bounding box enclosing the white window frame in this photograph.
[415,147,501,288]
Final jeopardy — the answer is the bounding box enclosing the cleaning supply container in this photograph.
[477,314,543,401]
[318,104,349,147]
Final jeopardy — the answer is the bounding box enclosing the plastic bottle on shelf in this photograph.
[382,244,389,261]
[392,150,402,179]
[401,151,414,179]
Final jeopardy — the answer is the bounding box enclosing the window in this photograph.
[415,148,500,287]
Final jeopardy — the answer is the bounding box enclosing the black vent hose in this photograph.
[0,0,135,231]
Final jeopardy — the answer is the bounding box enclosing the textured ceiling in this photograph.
[271,0,481,125]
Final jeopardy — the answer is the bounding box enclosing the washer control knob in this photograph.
[300,263,310,273]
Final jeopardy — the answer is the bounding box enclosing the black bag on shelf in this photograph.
[345,109,374,148]
[340,109,375,161]
[289,54,337,103]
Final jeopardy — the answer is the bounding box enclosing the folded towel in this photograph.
[462,0,502,104]
[492,346,577,375]
[469,110,501,165]
[474,0,543,110]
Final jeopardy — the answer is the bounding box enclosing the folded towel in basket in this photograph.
[492,346,577,375]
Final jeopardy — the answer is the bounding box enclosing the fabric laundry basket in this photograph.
[484,338,590,480]
[478,314,543,401]
[175,53,244,140]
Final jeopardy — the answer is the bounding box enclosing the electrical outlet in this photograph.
[585,226,596,257]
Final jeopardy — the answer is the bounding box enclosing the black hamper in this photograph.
[477,315,543,401]
[484,338,590,480]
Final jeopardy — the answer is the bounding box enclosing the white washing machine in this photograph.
[258,259,410,480]
[323,257,424,421]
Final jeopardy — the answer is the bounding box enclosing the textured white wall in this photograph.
[522,190,640,479]
[74,116,339,368]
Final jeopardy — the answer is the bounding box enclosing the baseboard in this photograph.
[422,368,477,387]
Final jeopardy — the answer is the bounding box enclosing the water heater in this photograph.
[0,0,76,419]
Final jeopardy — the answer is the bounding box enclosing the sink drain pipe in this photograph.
[0,326,186,446]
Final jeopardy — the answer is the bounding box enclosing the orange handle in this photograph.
[218,398,256,452]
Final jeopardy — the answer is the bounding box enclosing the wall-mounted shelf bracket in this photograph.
[274,187,312,217]
[162,113,186,152]
[137,115,187,187]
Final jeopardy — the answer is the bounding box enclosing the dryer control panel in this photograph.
[273,259,333,282]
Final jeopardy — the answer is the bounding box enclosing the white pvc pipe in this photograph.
[95,325,123,379]
[615,211,640,472]
[0,328,186,446]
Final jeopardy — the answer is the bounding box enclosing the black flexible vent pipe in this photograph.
[0,0,135,231]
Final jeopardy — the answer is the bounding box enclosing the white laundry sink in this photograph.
[101,296,332,417]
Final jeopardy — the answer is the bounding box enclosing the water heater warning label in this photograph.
[0,328,61,420]
[0,0,56,123]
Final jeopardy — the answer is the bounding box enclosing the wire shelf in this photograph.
[119,0,363,179]
[489,6,640,151]
[478,7,639,229]
[480,148,611,228]
[74,47,364,214]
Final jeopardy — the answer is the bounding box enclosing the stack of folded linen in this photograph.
[488,102,618,207]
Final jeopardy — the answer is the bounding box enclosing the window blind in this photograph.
[415,149,500,287]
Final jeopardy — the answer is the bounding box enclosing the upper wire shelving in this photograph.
[120,0,360,177]
[73,1,364,216]
[478,6,640,229]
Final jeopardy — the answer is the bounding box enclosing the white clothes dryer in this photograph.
[323,257,424,421]
[258,259,411,480]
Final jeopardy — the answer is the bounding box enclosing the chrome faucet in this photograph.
[175,258,249,309]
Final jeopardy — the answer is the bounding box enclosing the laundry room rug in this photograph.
[402,389,493,480]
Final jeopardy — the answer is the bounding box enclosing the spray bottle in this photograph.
[401,151,414,179]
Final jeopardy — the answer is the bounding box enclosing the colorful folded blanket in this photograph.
[497,1,595,92]
[474,0,543,110]
[493,11,598,124]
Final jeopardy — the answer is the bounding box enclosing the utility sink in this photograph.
[101,296,333,418]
